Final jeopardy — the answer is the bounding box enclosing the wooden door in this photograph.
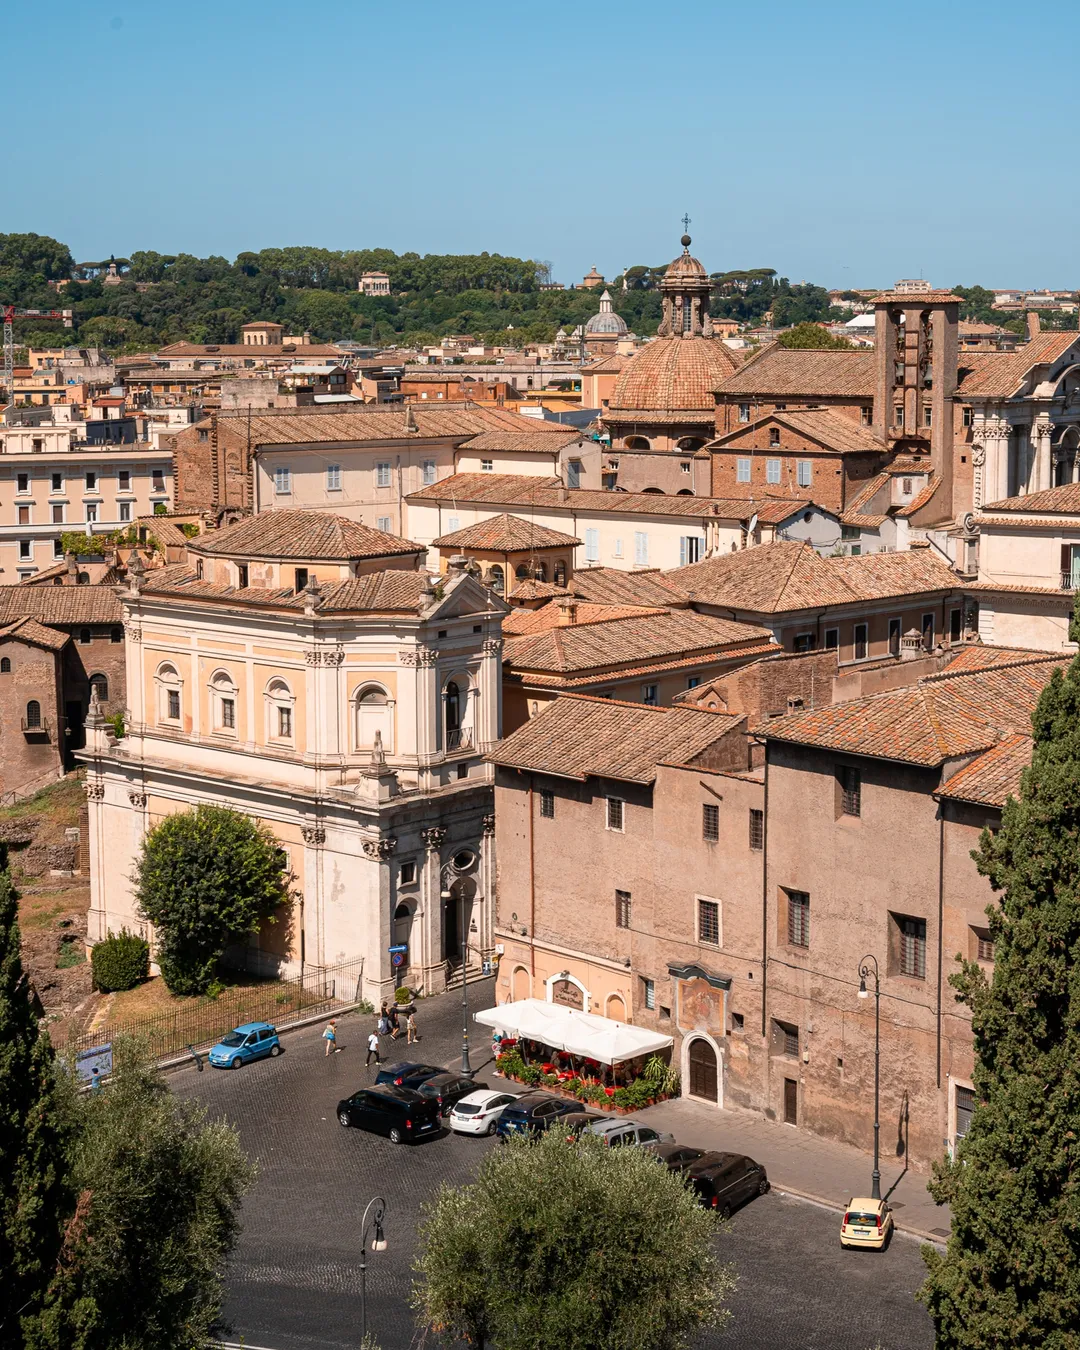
[688,1039,718,1102]
[783,1077,798,1125]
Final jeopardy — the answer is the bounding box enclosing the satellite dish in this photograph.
[747,513,759,535]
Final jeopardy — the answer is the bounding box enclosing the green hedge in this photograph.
[91,929,150,992]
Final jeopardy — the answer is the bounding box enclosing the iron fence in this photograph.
[51,958,365,1063]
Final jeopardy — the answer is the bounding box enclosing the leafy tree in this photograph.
[413,1130,733,1350]
[0,232,74,280]
[26,1038,253,1350]
[134,805,289,994]
[920,601,1080,1347]
[0,862,71,1340]
[777,322,853,350]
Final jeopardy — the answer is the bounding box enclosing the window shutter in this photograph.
[634,531,648,565]
[1062,544,1072,575]
[679,536,688,567]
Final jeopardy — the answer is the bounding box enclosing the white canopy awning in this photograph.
[474,998,673,1065]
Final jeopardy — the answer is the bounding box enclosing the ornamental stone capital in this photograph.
[421,826,446,851]
[84,780,104,800]
[482,813,496,835]
[482,638,503,657]
[304,647,345,666]
[1034,418,1055,440]
[124,624,142,643]
[127,790,147,808]
[362,836,397,860]
[301,825,326,846]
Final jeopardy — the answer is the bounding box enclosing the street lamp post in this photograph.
[359,1195,387,1345]
[857,954,881,1201]
[461,890,472,1077]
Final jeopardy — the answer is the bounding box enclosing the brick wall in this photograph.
[0,643,65,796]
[714,396,869,438]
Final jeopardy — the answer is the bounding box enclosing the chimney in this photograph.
[65,551,78,578]
[900,628,923,660]
[1026,311,1041,340]
[555,596,577,626]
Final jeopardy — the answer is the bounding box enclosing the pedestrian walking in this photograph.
[90,1066,103,1095]
[407,1008,419,1044]
[389,1004,400,1040]
[366,1028,381,1067]
[323,1019,341,1056]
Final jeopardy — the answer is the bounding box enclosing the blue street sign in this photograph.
[392,952,405,967]
[388,944,408,953]
[75,1043,113,1083]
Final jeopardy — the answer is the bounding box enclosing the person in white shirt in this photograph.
[366,1029,381,1067]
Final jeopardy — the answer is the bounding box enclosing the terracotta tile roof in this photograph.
[713,344,876,398]
[433,514,581,551]
[503,609,772,676]
[137,515,193,549]
[582,354,631,374]
[842,471,892,516]
[936,733,1033,808]
[190,510,422,560]
[568,567,690,607]
[0,616,69,651]
[509,579,573,600]
[140,566,431,614]
[711,408,888,455]
[981,481,1080,514]
[763,656,1064,766]
[964,580,1072,596]
[503,602,668,637]
[0,585,122,625]
[407,473,803,523]
[314,572,432,613]
[158,342,346,358]
[828,548,959,598]
[609,336,741,415]
[944,644,1053,673]
[956,334,1078,396]
[19,561,71,585]
[462,430,582,454]
[839,511,889,528]
[489,694,743,784]
[871,290,963,304]
[217,404,571,448]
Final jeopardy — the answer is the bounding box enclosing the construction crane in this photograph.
[2,305,74,406]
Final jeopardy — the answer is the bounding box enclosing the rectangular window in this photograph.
[738,403,751,423]
[786,890,810,947]
[376,516,392,532]
[446,515,460,533]
[539,789,555,819]
[641,684,658,705]
[793,633,815,654]
[17,505,30,525]
[118,469,131,490]
[955,1084,975,1141]
[680,535,702,565]
[198,428,209,442]
[400,861,417,885]
[824,628,839,651]
[782,1024,799,1057]
[615,889,632,929]
[894,915,927,978]
[118,502,131,522]
[481,459,494,472]
[278,706,292,738]
[950,607,962,642]
[85,503,97,523]
[167,689,180,720]
[237,564,249,587]
[375,462,391,488]
[889,617,902,656]
[152,470,165,492]
[687,675,700,689]
[606,797,624,832]
[422,460,437,485]
[838,764,861,816]
[924,405,933,427]
[274,466,291,494]
[53,538,64,559]
[854,623,869,660]
[681,461,691,474]
[642,977,655,1011]
[737,457,751,483]
[294,567,309,593]
[567,459,582,489]
[585,527,599,562]
[749,809,764,851]
[18,539,31,560]
[51,472,62,491]
[962,407,974,428]
[220,698,236,730]
[922,613,935,650]
[769,427,781,447]
[16,473,29,493]
[766,458,781,484]
[974,927,994,962]
[702,803,719,842]
[861,406,873,425]
[85,471,97,490]
[894,406,904,427]
[634,531,648,565]
[797,460,812,488]
[326,464,342,491]
[698,897,720,945]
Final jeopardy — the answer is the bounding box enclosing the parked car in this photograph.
[495,1091,582,1139]
[559,1111,614,1140]
[336,1084,441,1144]
[647,1142,709,1175]
[449,1088,521,1136]
[375,1061,444,1089]
[840,1197,894,1250]
[583,1118,675,1149]
[207,1022,281,1070]
[688,1152,769,1217]
[416,1072,487,1115]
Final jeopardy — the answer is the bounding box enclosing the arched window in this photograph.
[515,563,530,580]
[0,657,9,673]
[553,561,566,587]
[532,561,547,582]
[677,437,706,452]
[25,700,41,729]
[209,670,238,733]
[265,677,295,741]
[487,564,504,594]
[155,662,182,723]
[355,684,392,751]
[676,487,695,495]
[89,673,109,703]
[624,436,650,450]
[445,680,461,739]
[78,627,91,645]
[641,486,665,494]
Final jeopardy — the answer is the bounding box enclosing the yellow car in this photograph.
[840,1197,894,1250]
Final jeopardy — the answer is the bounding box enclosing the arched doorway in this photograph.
[687,1037,719,1103]
[393,903,413,978]
[605,993,627,1022]
[512,965,531,1000]
[444,874,477,963]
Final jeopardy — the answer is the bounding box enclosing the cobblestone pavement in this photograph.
[173,978,933,1350]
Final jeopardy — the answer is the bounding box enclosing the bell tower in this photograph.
[657,230,714,339]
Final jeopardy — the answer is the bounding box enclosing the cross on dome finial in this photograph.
[681,213,691,247]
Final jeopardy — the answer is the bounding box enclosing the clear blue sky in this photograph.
[8,0,1076,289]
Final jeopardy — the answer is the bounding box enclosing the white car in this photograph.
[449,1088,521,1136]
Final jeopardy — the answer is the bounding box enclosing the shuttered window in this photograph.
[634,531,648,565]
[787,890,810,947]
[900,917,927,978]
[585,528,599,562]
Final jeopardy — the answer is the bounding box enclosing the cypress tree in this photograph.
[921,609,1080,1348]
[0,859,70,1338]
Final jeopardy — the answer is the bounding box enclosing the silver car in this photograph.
[583,1118,675,1148]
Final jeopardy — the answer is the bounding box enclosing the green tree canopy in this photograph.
[0,861,70,1339]
[133,805,289,994]
[26,1038,253,1350]
[413,1130,734,1350]
[0,232,74,280]
[920,599,1080,1347]
[777,322,853,349]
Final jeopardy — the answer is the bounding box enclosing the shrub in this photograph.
[394,986,413,1004]
[519,1065,542,1087]
[91,929,150,992]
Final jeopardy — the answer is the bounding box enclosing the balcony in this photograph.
[445,728,472,752]
[21,717,50,738]
[1062,572,1078,592]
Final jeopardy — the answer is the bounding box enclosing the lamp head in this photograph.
[371,1222,387,1253]
[858,975,868,998]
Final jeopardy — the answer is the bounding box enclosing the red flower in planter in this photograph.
[604,1086,616,1097]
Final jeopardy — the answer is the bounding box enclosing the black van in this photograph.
[688,1151,769,1216]
[337,1084,441,1144]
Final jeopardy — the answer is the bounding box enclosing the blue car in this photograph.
[208,1021,281,1070]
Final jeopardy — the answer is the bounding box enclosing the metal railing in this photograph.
[1062,572,1078,591]
[446,728,472,751]
[21,716,49,735]
[50,957,365,1063]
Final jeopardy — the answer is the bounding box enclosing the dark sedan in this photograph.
[648,1142,709,1175]
[495,1091,582,1139]
[374,1061,444,1089]
[417,1073,487,1115]
[688,1151,769,1217]
[336,1084,441,1144]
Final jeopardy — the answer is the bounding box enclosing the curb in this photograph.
[156,1002,364,1074]
[772,1182,948,1246]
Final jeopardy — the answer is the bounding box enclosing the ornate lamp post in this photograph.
[857,955,881,1200]
[460,888,472,1077]
[359,1195,387,1345]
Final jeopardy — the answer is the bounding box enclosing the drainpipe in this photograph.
[936,801,945,1088]
[760,746,770,1038]
[527,773,536,978]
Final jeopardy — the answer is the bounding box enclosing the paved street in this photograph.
[173,979,933,1350]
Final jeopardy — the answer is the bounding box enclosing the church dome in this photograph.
[584,289,629,336]
[609,335,739,415]
[662,236,709,285]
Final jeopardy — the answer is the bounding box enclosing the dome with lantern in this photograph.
[584,290,629,337]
